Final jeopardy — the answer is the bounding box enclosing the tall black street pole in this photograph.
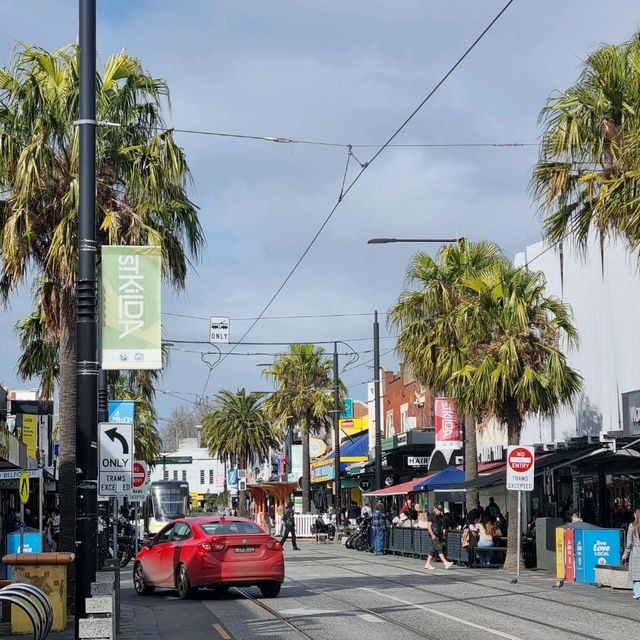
[76,0,98,628]
[333,342,341,517]
[373,310,383,490]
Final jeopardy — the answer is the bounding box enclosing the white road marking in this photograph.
[359,588,525,640]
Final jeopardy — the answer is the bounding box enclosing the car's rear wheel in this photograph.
[133,563,155,596]
[258,581,281,598]
[176,564,196,600]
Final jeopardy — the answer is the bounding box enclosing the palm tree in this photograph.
[202,389,281,517]
[0,44,203,557]
[533,33,640,252]
[388,241,503,509]
[453,261,582,570]
[263,344,335,513]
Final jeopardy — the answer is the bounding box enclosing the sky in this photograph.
[0,1,639,421]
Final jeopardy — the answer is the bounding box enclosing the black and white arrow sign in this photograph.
[98,422,134,498]
[105,427,130,455]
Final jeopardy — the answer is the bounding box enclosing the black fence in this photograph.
[382,528,536,568]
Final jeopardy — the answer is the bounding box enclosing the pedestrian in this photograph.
[476,514,495,567]
[485,497,502,521]
[23,508,37,529]
[570,511,582,523]
[361,502,372,519]
[52,510,60,550]
[279,501,300,551]
[371,502,387,556]
[348,501,361,522]
[424,504,453,570]
[400,498,418,521]
[622,508,640,600]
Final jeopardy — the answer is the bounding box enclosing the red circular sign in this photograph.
[508,447,533,473]
[133,462,147,488]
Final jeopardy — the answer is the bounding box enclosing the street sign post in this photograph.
[209,316,230,343]
[506,445,535,579]
[98,422,134,498]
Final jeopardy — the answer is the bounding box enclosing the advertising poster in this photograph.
[434,397,462,450]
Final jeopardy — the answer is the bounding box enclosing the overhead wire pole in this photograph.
[333,343,341,518]
[76,0,98,630]
[373,311,383,490]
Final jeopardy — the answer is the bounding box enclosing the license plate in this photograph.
[234,546,255,553]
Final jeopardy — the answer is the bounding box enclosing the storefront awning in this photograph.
[413,466,464,491]
[363,474,433,497]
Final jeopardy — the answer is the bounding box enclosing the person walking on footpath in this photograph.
[371,502,387,556]
[425,504,453,570]
[622,508,640,599]
[280,501,300,550]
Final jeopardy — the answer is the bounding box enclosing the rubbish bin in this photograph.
[555,522,606,582]
[535,517,563,571]
[2,552,75,632]
[574,529,621,584]
[5,531,42,579]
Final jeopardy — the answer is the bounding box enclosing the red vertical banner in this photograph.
[434,397,462,450]
[564,529,575,582]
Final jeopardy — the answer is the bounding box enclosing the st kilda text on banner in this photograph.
[434,397,462,450]
[101,245,162,370]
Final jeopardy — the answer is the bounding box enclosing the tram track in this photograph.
[305,549,626,640]
[324,549,640,626]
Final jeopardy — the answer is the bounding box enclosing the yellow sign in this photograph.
[19,471,30,504]
[555,526,565,579]
[22,414,37,460]
[339,415,369,437]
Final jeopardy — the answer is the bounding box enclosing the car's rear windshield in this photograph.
[200,521,263,535]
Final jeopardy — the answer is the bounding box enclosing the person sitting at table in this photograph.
[416,510,430,529]
[476,514,495,567]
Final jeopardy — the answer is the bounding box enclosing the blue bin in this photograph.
[5,531,42,578]
[574,528,621,584]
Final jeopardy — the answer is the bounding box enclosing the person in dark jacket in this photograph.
[280,501,300,550]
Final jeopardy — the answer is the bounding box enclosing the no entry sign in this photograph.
[129,461,148,502]
[506,445,535,491]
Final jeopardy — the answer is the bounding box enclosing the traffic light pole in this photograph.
[333,342,341,518]
[76,0,98,630]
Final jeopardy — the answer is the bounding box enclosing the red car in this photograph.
[133,516,285,599]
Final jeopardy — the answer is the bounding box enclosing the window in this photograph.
[163,469,169,481]
[386,410,394,436]
[209,469,214,484]
[155,524,175,544]
[182,470,187,482]
[200,521,263,535]
[400,403,409,432]
[200,469,205,484]
[173,470,178,480]
[171,522,192,541]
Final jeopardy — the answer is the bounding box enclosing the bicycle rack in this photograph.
[0,582,53,640]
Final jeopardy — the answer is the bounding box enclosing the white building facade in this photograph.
[477,236,640,457]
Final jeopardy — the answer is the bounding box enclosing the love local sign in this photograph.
[506,445,535,491]
[98,422,134,498]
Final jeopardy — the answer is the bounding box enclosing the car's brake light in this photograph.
[265,541,282,550]
[198,543,212,552]
[198,542,225,552]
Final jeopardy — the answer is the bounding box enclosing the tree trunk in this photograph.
[58,288,77,608]
[238,454,248,517]
[464,415,479,511]
[301,419,311,513]
[503,402,523,572]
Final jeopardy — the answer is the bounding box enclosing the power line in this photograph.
[203,0,517,391]
[162,310,382,321]
[167,126,537,150]
[165,336,395,346]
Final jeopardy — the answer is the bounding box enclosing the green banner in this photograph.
[101,245,162,370]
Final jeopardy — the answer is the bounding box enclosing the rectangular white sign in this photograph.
[98,422,134,498]
[0,469,43,480]
[406,456,430,467]
[506,445,535,491]
[210,316,230,343]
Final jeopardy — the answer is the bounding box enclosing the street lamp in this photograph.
[368,235,462,490]
[367,237,463,244]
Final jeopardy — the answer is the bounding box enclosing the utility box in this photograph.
[556,521,606,582]
[535,517,563,571]
[574,529,621,584]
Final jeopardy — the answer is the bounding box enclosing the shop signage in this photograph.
[384,476,394,486]
[158,455,193,465]
[21,414,37,459]
[108,400,135,424]
[101,245,162,370]
[359,480,372,491]
[406,455,430,467]
[506,445,535,491]
[621,389,640,435]
[434,398,462,450]
[396,433,408,447]
[309,438,327,459]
